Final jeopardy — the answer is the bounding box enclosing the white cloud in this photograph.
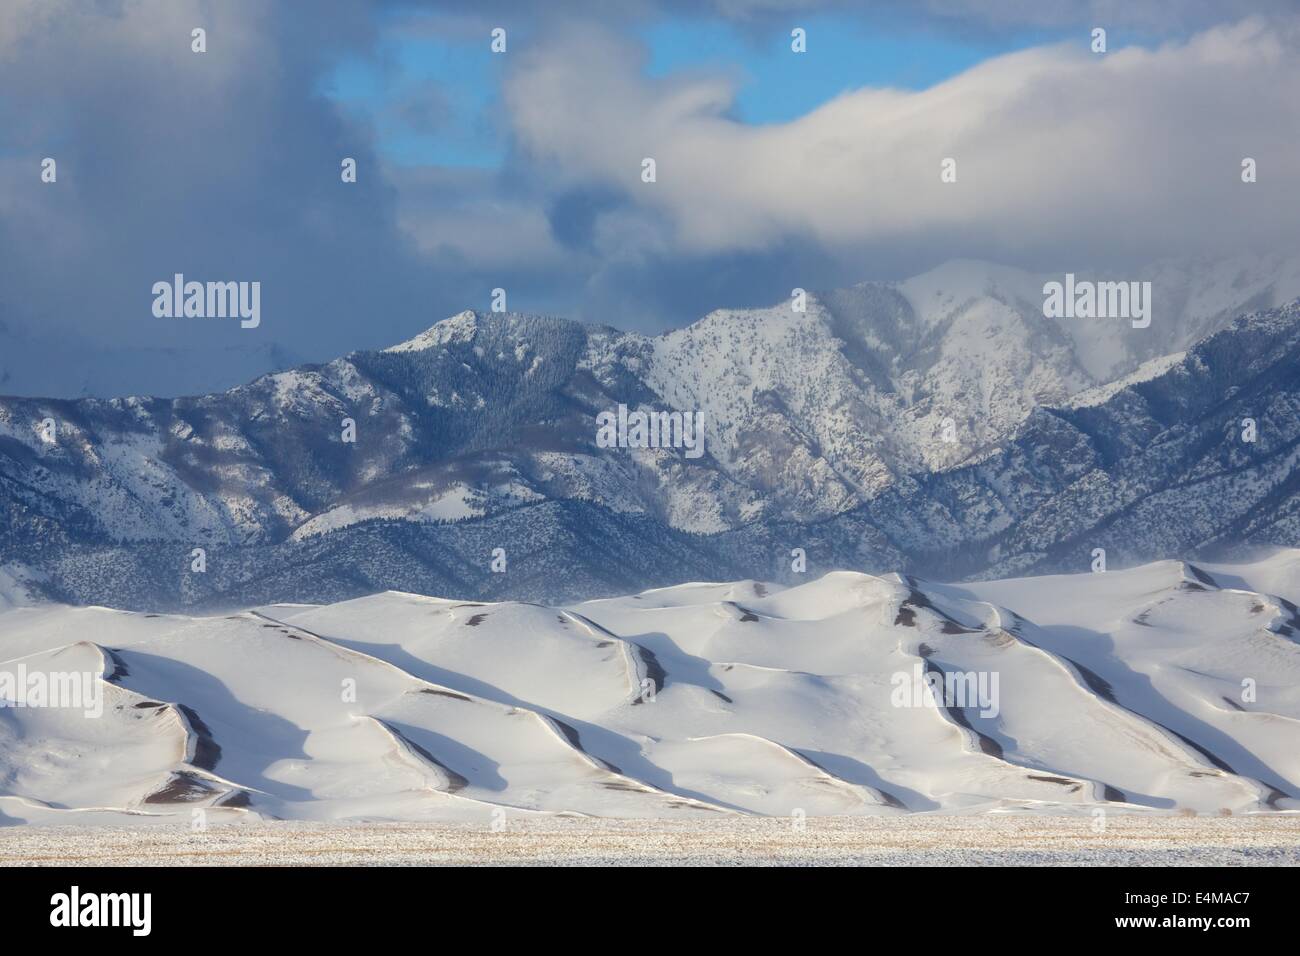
[504,18,1300,268]
[392,168,578,270]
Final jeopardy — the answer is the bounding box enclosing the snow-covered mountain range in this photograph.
[3,256,1300,609]
[2,556,1297,823]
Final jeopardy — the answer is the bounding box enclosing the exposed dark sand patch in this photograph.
[983,629,1016,648]
[177,704,221,771]
[725,602,761,622]
[418,688,473,702]
[464,613,488,627]
[921,659,1003,759]
[101,647,130,682]
[1160,725,1236,774]
[894,599,976,634]
[629,643,666,705]
[709,689,733,703]
[1269,596,1300,639]
[900,581,980,633]
[144,771,217,804]
[557,607,667,706]
[1028,774,1079,788]
[545,716,624,775]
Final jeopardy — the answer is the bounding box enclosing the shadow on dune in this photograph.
[1020,622,1295,804]
[382,719,506,792]
[316,634,751,813]
[794,748,935,810]
[109,648,317,803]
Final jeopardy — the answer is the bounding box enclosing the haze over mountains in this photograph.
[0,321,302,401]
[3,256,1300,610]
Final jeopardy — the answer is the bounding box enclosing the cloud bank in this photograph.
[504,18,1300,268]
[0,1,1297,395]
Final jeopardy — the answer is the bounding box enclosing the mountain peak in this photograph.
[382,309,481,354]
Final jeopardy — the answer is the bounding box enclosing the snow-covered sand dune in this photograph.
[1,555,1298,825]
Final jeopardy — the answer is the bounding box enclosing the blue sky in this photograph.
[325,34,509,168]
[324,12,1068,168]
[640,16,1062,122]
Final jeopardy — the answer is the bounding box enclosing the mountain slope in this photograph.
[3,259,1300,608]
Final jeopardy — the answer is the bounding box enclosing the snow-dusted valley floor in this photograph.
[2,555,1300,837]
[4,816,1298,866]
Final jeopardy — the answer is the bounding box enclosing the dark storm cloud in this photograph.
[0,0,459,373]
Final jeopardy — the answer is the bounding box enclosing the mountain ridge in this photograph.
[4,258,1300,609]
